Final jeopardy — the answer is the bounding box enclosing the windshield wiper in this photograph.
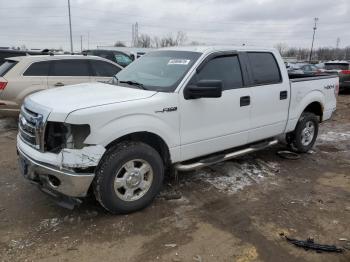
[119,80,147,90]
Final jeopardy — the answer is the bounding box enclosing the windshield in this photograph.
[115,50,202,92]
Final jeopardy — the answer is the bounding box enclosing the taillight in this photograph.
[340,70,350,75]
[0,81,7,90]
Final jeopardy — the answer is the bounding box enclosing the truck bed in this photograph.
[285,74,338,133]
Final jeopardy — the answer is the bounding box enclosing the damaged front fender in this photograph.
[56,145,106,169]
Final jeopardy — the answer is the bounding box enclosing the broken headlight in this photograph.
[45,122,90,153]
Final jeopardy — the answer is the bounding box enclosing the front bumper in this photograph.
[17,145,95,198]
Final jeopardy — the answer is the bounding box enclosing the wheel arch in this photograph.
[105,131,172,167]
[302,101,324,122]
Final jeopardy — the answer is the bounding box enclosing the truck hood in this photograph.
[25,82,157,121]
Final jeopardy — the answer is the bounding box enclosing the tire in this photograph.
[93,141,164,214]
[290,112,319,153]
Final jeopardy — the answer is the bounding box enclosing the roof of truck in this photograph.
[161,45,277,53]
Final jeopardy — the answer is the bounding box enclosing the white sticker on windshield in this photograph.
[168,59,190,65]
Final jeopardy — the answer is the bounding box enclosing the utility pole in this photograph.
[87,31,90,49]
[309,17,318,62]
[80,35,83,52]
[131,22,139,47]
[132,24,135,47]
[68,0,73,53]
[336,37,340,49]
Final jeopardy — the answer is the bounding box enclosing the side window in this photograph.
[90,60,121,77]
[194,55,243,90]
[23,61,50,76]
[50,60,90,76]
[247,52,281,85]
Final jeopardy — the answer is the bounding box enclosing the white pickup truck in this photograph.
[17,46,338,213]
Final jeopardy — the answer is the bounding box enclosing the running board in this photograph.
[174,139,278,172]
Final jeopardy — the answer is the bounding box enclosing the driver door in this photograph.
[179,53,251,161]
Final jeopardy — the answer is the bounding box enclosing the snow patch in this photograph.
[191,158,279,195]
[318,131,350,143]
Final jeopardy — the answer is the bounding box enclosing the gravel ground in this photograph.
[0,94,349,262]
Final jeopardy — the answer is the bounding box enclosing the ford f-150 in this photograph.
[17,46,338,213]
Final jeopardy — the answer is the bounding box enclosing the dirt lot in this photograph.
[0,95,349,262]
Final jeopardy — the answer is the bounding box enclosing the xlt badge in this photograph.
[155,107,178,113]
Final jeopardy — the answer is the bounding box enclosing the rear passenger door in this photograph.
[246,52,289,142]
[89,60,121,83]
[47,59,91,88]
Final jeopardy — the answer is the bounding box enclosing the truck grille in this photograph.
[19,106,44,150]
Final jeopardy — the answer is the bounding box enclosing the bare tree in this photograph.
[114,41,126,47]
[175,31,187,46]
[278,46,350,61]
[274,43,288,56]
[137,34,151,48]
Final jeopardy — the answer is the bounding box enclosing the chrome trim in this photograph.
[175,140,279,172]
[18,146,95,197]
[19,99,51,152]
[18,123,35,138]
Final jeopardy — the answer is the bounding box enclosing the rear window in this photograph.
[247,52,281,85]
[325,63,349,70]
[0,60,17,76]
[23,61,50,76]
[50,59,90,76]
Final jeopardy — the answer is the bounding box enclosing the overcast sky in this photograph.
[0,0,349,51]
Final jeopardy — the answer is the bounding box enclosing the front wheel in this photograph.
[93,141,164,214]
[290,112,319,153]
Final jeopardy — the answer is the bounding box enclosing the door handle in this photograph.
[240,96,250,107]
[54,82,64,87]
[280,91,288,100]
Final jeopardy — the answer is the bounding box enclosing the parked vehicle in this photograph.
[0,49,49,65]
[17,46,338,213]
[287,67,304,76]
[0,55,122,116]
[299,64,322,75]
[83,49,133,67]
[324,60,350,91]
[286,63,304,76]
[93,47,151,60]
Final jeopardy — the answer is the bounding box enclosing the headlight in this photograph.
[45,122,90,152]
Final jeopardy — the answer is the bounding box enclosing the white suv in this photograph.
[0,55,122,116]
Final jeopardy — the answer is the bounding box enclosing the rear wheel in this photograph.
[93,141,164,214]
[289,112,319,153]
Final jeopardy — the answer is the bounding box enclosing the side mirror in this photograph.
[184,80,222,100]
